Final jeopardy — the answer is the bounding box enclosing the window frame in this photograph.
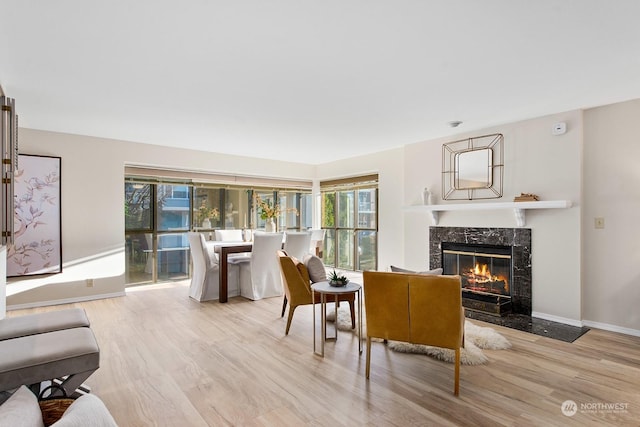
[320,174,378,272]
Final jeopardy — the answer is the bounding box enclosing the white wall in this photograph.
[403,110,583,323]
[583,99,640,333]
[7,129,316,307]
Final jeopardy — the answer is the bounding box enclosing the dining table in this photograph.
[209,241,253,303]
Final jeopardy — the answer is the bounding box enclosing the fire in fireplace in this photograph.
[442,242,512,316]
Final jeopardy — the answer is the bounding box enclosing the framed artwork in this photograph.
[7,154,62,277]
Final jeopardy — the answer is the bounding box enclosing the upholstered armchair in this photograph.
[363,271,465,395]
[277,250,355,335]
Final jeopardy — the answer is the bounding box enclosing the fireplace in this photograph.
[429,227,531,316]
[442,242,512,316]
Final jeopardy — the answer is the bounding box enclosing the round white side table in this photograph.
[311,281,362,357]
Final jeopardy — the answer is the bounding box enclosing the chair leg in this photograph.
[59,370,96,397]
[285,305,296,335]
[454,348,460,396]
[365,336,372,379]
[348,300,356,329]
[281,296,288,318]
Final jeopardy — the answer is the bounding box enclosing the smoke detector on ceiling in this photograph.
[448,120,463,128]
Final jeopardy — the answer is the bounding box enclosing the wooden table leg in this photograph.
[219,247,228,303]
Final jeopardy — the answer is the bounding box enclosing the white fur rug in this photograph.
[327,306,511,365]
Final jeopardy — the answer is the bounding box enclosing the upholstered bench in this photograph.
[0,327,100,396]
[0,308,90,341]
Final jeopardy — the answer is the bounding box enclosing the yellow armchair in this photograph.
[363,271,465,396]
[277,250,355,335]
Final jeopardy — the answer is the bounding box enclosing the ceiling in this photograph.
[2,1,640,165]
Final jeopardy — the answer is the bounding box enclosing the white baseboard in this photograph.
[582,320,640,337]
[7,291,126,311]
[531,311,583,328]
[532,311,640,337]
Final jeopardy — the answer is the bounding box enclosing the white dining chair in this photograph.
[309,229,326,258]
[214,229,244,242]
[283,231,312,260]
[188,232,239,301]
[230,232,284,300]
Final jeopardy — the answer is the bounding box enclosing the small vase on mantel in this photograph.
[422,187,433,205]
[265,217,276,233]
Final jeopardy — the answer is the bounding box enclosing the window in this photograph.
[154,184,191,282]
[157,184,190,231]
[278,190,313,231]
[124,183,152,230]
[124,183,153,284]
[124,174,312,286]
[321,174,378,272]
[193,187,223,229]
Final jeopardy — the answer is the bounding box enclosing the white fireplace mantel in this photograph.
[403,200,573,227]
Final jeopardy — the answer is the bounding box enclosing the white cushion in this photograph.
[390,265,443,275]
[51,394,117,427]
[0,385,44,427]
[303,254,327,283]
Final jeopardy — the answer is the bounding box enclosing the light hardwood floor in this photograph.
[9,280,640,426]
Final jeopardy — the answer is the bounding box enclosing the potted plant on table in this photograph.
[329,270,349,287]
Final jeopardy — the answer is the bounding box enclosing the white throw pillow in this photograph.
[50,394,118,427]
[0,386,44,427]
[390,265,443,275]
[303,254,327,283]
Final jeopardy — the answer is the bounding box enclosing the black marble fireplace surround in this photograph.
[429,226,532,315]
[429,226,589,342]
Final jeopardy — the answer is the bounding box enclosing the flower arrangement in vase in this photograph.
[328,270,349,287]
[195,201,220,229]
[254,194,298,232]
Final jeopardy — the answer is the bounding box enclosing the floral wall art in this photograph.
[7,154,62,277]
